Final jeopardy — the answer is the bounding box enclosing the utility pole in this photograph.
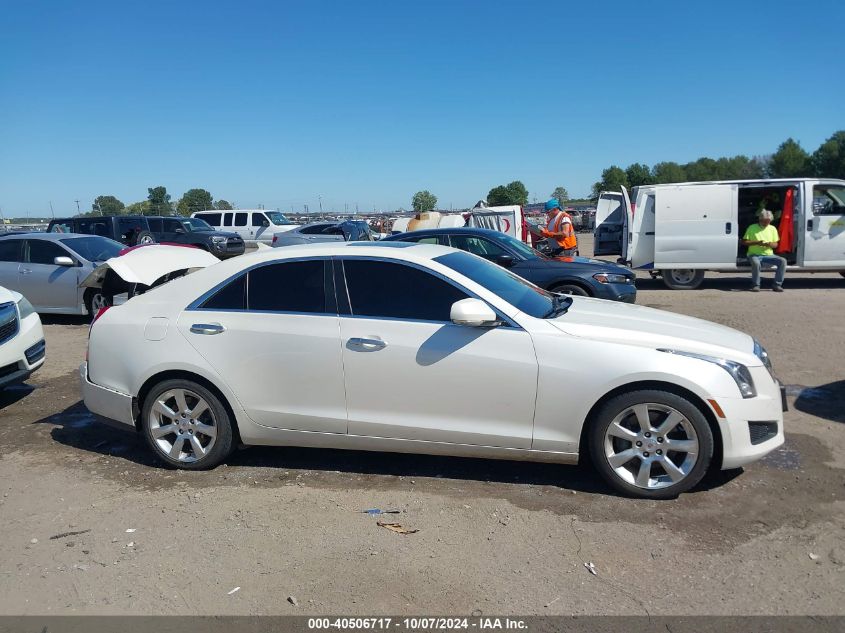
[74,200,80,214]
[49,201,55,218]
[318,195,323,219]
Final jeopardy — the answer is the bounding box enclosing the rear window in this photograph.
[0,239,22,262]
[201,274,246,310]
[147,217,164,232]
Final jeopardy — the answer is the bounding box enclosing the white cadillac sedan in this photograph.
[81,242,785,499]
[0,285,46,389]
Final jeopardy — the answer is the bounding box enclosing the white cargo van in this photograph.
[191,209,298,245]
[594,178,845,289]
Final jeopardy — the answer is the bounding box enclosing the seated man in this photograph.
[742,209,785,292]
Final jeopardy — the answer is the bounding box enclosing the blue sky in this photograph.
[1,0,842,216]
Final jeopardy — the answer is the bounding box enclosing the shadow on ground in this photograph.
[35,400,735,497]
[634,275,844,292]
[793,381,845,423]
[0,384,35,410]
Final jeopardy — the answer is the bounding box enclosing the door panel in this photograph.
[341,318,538,448]
[654,184,738,268]
[593,189,629,256]
[22,240,80,310]
[804,184,845,268]
[0,240,23,292]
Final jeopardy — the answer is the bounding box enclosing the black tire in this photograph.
[551,283,591,297]
[134,231,156,246]
[588,389,714,499]
[661,269,705,290]
[140,379,234,470]
[84,288,112,316]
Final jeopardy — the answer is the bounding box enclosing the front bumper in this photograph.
[79,362,136,430]
[0,313,46,388]
[594,281,637,303]
[715,367,785,469]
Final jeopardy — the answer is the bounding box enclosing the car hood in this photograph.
[80,245,220,288]
[547,296,758,364]
[535,256,633,275]
[0,285,21,305]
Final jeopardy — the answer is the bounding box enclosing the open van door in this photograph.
[653,184,738,269]
[593,188,630,258]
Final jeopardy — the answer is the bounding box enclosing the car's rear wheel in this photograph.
[84,288,111,316]
[551,283,591,297]
[588,389,714,499]
[661,269,704,290]
[135,231,156,246]
[141,379,234,470]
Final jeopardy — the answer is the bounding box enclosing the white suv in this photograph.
[0,286,45,389]
[191,210,298,245]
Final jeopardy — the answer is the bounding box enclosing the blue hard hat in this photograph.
[544,198,561,212]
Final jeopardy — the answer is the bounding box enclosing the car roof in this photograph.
[0,231,94,241]
[252,240,453,262]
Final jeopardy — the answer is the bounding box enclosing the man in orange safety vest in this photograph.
[541,198,578,256]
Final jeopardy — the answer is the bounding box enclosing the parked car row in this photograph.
[48,215,245,258]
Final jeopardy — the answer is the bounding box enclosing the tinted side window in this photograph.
[201,274,246,310]
[300,224,333,235]
[147,218,164,232]
[27,240,69,265]
[164,219,183,232]
[77,218,111,237]
[813,186,845,216]
[0,240,22,262]
[448,235,507,262]
[248,261,326,313]
[198,212,221,226]
[252,213,266,227]
[343,260,468,321]
[402,235,442,245]
[234,213,248,227]
[223,213,232,227]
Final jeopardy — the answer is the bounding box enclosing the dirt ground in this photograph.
[1,236,844,616]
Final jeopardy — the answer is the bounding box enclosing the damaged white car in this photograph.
[81,242,785,499]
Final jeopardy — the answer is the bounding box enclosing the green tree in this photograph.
[551,187,569,204]
[147,186,173,215]
[652,161,687,183]
[591,166,629,198]
[125,200,152,215]
[625,163,653,188]
[177,188,214,216]
[92,195,125,215]
[411,190,438,213]
[683,157,720,181]
[811,130,845,179]
[487,180,529,206]
[214,199,233,210]
[769,139,811,177]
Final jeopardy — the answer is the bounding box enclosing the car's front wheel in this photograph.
[588,389,714,499]
[84,288,111,316]
[141,379,234,470]
[550,283,591,297]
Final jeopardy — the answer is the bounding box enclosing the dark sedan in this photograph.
[384,227,636,302]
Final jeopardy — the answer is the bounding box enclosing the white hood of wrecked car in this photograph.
[547,296,758,364]
[81,245,220,288]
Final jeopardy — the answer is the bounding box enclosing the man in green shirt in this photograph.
[742,209,785,292]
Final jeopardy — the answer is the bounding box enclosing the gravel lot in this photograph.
[1,236,844,616]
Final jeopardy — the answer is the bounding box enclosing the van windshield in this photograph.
[266,212,295,225]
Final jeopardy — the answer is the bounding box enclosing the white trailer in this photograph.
[594,178,845,289]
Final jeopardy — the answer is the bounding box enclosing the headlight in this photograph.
[658,349,756,398]
[16,296,35,320]
[593,273,632,284]
[753,339,774,378]
[210,236,227,243]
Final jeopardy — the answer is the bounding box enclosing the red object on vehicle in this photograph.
[91,306,110,326]
[776,188,795,254]
[272,235,278,245]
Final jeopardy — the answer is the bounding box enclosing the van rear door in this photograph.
[593,189,630,258]
[653,184,738,269]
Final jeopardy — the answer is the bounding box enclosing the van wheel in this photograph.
[551,283,591,297]
[588,389,714,499]
[662,269,704,290]
[84,288,111,316]
[140,379,234,470]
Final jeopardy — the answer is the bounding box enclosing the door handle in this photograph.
[190,323,225,335]
[725,222,732,234]
[20,268,32,275]
[348,337,386,350]
[807,219,813,232]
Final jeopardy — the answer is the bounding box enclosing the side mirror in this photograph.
[262,220,270,227]
[450,298,500,328]
[174,228,185,234]
[54,256,75,267]
[496,254,515,267]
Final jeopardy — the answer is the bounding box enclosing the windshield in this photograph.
[60,236,123,262]
[434,251,556,319]
[181,218,214,232]
[266,212,295,225]
[497,232,544,260]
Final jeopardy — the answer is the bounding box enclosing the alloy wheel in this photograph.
[669,269,697,285]
[90,293,109,312]
[148,388,218,463]
[603,403,699,490]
